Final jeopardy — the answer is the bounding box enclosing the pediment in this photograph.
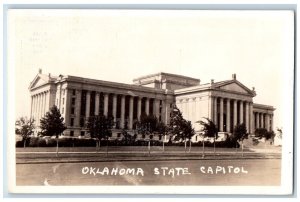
[215,81,255,96]
[29,74,49,89]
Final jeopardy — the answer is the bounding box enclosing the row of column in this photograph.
[254,112,273,131]
[79,91,165,130]
[31,91,50,125]
[213,97,253,133]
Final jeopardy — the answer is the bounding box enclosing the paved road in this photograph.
[16,159,281,186]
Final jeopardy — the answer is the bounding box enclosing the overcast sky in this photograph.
[8,9,294,129]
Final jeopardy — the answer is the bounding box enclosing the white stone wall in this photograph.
[176,92,211,132]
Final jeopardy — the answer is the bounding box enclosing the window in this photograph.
[80,131,85,136]
[72,89,76,95]
[80,118,85,127]
[72,98,76,105]
[62,98,65,105]
[70,131,74,136]
[70,118,74,126]
[71,107,75,114]
[62,107,64,114]
[117,133,121,138]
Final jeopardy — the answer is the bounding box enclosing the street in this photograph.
[16,158,281,186]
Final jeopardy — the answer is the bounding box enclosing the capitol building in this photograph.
[29,70,275,138]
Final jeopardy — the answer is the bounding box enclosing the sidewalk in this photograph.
[16,149,281,164]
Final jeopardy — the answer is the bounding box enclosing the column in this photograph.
[226,99,230,132]
[270,115,273,131]
[120,95,125,128]
[233,99,237,127]
[185,99,189,118]
[219,97,223,132]
[161,100,166,124]
[239,101,244,124]
[95,92,100,115]
[213,97,218,125]
[43,92,47,116]
[30,95,34,119]
[103,93,109,116]
[154,99,160,118]
[245,102,249,132]
[165,101,171,125]
[129,96,134,130]
[112,94,117,124]
[32,95,36,120]
[209,96,213,120]
[75,90,82,127]
[145,98,149,115]
[63,89,70,125]
[266,114,270,131]
[35,94,38,122]
[256,112,259,129]
[260,113,264,129]
[85,91,91,118]
[41,92,45,118]
[37,94,41,123]
[137,97,142,120]
[249,102,254,134]
[45,91,50,113]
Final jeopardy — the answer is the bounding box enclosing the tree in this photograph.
[169,105,195,153]
[136,113,161,155]
[233,123,248,156]
[156,121,168,152]
[40,105,67,156]
[168,105,184,144]
[266,130,276,145]
[15,117,35,148]
[197,117,218,158]
[182,120,195,153]
[254,128,275,148]
[121,128,136,145]
[277,128,283,139]
[254,128,268,139]
[137,114,159,134]
[86,115,114,156]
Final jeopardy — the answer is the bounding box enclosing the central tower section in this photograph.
[133,72,200,90]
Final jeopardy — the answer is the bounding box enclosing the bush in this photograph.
[16,140,24,147]
[74,138,96,147]
[45,138,57,147]
[28,137,39,147]
[37,138,47,147]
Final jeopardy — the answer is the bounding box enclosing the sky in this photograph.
[8,9,294,130]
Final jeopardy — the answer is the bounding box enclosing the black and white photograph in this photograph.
[6,8,294,195]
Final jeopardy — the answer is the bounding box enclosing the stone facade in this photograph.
[29,71,275,137]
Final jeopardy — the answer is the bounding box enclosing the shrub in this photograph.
[16,141,24,147]
[74,138,96,147]
[28,137,39,147]
[45,138,57,147]
[37,138,47,147]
